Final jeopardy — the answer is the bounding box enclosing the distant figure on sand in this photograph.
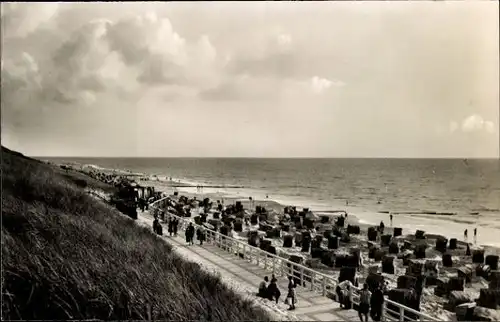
[464,229,468,242]
[474,228,477,244]
[389,213,393,226]
[346,200,349,206]
[379,221,385,234]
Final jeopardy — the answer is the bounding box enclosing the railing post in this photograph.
[243,244,246,260]
[272,257,276,275]
[399,306,404,322]
[256,249,260,266]
[300,267,305,288]
[322,276,327,296]
[381,300,387,322]
[348,285,353,307]
[311,271,315,291]
[264,253,268,269]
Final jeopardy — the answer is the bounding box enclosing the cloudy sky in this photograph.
[1,2,498,158]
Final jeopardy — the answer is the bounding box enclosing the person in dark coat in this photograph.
[358,283,371,322]
[370,285,385,321]
[173,218,179,237]
[286,276,296,310]
[156,222,163,236]
[258,276,269,298]
[379,221,385,234]
[186,223,195,245]
[138,198,145,212]
[197,226,206,245]
[168,218,174,236]
[267,278,281,304]
[153,218,160,234]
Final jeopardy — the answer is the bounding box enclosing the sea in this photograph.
[44,157,500,247]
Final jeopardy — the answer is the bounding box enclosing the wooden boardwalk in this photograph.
[138,212,359,321]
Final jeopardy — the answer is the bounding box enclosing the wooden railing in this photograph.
[150,197,439,322]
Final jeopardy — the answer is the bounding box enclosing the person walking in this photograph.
[358,283,371,322]
[474,228,477,245]
[197,226,206,246]
[168,218,174,236]
[336,279,352,309]
[389,213,393,227]
[153,217,160,234]
[370,284,385,321]
[186,223,195,246]
[267,278,281,305]
[173,218,179,237]
[464,229,468,242]
[286,276,297,311]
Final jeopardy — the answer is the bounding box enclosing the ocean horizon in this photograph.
[36,156,500,159]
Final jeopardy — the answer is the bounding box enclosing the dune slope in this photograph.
[1,146,270,321]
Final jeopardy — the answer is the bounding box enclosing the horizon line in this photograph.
[35,156,500,160]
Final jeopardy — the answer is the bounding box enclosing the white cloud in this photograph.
[461,114,496,134]
[1,7,222,108]
[309,76,344,94]
[277,33,292,47]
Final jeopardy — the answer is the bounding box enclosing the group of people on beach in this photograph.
[257,275,297,311]
[464,228,478,244]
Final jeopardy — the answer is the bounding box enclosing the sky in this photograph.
[1,2,499,158]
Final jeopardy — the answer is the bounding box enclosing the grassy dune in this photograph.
[1,146,270,321]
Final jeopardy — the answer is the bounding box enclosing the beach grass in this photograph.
[1,146,271,321]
